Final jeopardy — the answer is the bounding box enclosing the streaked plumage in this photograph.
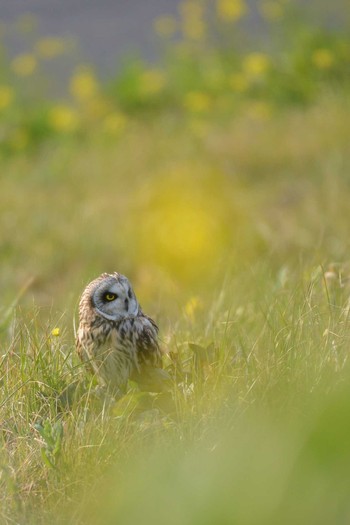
[76,272,164,396]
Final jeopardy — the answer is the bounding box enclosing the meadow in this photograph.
[1,1,350,523]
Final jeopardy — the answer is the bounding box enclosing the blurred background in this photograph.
[1,0,349,314]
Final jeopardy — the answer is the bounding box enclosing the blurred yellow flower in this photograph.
[51,328,60,336]
[259,1,283,20]
[312,49,334,69]
[140,69,166,96]
[103,112,127,136]
[70,67,99,102]
[242,52,271,78]
[134,170,231,280]
[11,53,37,77]
[0,85,14,111]
[180,1,206,40]
[10,129,29,151]
[184,91,211,113]
[184,296,202,320]
[154,203,216,264]
[229,72,249,92]
[217,0,247,21]
[48,105,79,133]
[153,15,177,37]
[35,37,67,59]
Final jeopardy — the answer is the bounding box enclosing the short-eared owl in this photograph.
[76,272,164,396]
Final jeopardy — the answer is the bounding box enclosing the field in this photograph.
[1,2,350,524]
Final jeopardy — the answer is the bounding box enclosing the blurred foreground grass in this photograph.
[1,1,350,523]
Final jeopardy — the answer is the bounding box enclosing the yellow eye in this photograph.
[105,293,116,301]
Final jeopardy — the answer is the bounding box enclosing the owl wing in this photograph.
[133,315,162,369]
[76,330,95,374]
[129,315,171,392]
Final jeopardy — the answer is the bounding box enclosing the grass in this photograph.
[1,1,350,522]
[1,91,350,524]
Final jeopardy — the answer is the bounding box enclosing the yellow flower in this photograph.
[70,67,99,102]
[180,1,206,40]
[312,49,334,69]
[229,73,249,92]
[51,328,60,337]
[242,52,271,78]
[184,297,201,320]
[0,85,14,111]
[139,69,166,96]
[11,53,37,77]
[217,0,247,21]
[35,37,67,59]
[184,91,211,113]
[259,1,283,20]
[103,112,127,136]
[153,15,177,37]
[49,105,79,133]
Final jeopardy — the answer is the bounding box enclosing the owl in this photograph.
[76,272,166,396]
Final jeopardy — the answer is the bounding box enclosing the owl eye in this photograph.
[104,292,117,302]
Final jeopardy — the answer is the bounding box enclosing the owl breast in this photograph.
[77,314,162,393]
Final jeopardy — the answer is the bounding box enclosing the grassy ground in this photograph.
[1,90,350,524]
[1,1,350,522]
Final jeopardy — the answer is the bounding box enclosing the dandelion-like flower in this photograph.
[217,0,247,22]
[11,53,37,77]
[70,67,99,102]
[184,91,211,113]
[312,49,334,70]
[242,53,271,78]
[180,1,206,40]
[184,297,201,320]
[0,85,14,111]
[35,37,67,59]
[48,105,79,133]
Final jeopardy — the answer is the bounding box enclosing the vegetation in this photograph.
[1,1,350,523]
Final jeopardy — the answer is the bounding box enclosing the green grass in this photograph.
[1,3,350,521]
[1,89,350,523]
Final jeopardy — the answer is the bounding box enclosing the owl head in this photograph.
[80,272,141,321]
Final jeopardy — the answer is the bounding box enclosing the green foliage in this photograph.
[1,1,350,523]
[0,0,349,154]
[34,419,63,470]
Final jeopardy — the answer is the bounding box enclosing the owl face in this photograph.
[90,273,140,321]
